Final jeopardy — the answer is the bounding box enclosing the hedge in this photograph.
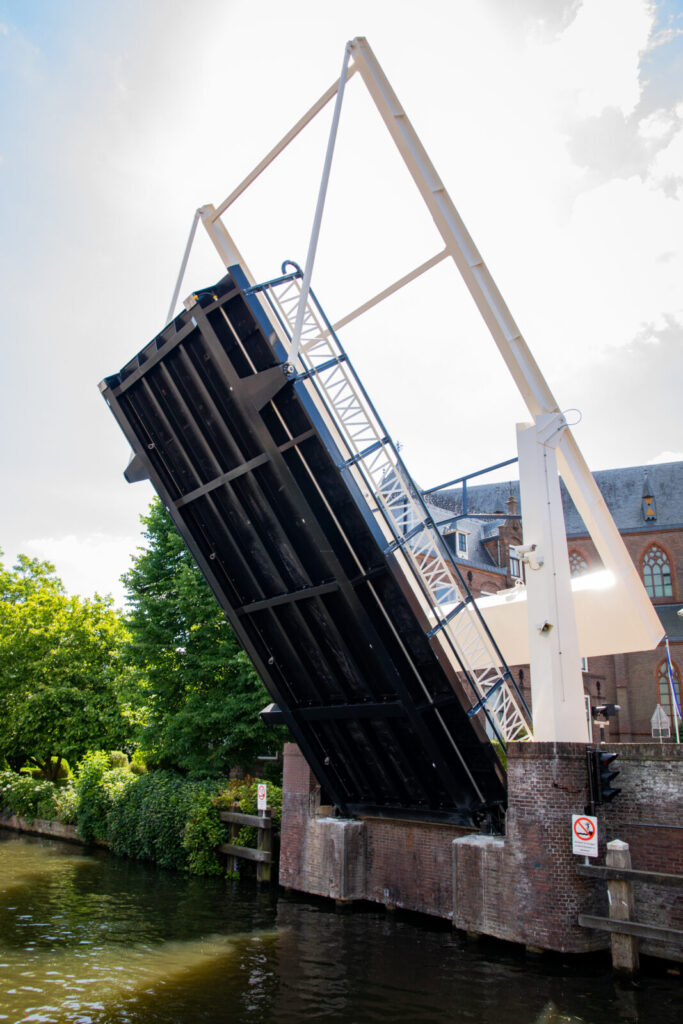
[0,755,281,878]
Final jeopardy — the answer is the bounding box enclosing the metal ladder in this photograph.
[249,264,532,745]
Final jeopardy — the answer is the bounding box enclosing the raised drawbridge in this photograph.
[101,37,661,829]
[101,263,530,827]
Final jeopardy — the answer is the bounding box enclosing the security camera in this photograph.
[537,620,553,634]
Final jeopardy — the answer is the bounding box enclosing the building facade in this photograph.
[425,460,683,742]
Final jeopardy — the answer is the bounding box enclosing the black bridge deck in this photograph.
[100,268,507,826]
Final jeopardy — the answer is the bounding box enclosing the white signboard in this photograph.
[571,814,598,857]
[257,783,267,811]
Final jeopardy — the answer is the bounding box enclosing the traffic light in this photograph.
[587,749,621,809]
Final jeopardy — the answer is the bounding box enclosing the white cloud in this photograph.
[536,0,652,119]
[649,451,683,464]
[23,533,140,607]
[1,0,681,598]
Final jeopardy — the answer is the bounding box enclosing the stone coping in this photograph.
[508,741,683,761]
[1,813,80,842]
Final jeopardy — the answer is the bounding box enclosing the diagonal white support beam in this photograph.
[331,249,449,332]
[212,65,358,220]
[347,35,663,656]
[288,44,353,364]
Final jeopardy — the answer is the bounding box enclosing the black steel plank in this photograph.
[100,268,508,825]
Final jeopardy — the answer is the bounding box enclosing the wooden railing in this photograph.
[578,839,683,971]
[218,809,274,882]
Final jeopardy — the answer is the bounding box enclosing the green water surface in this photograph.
[0,831,679,1023]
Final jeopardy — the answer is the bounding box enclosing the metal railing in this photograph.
[248,264,532,745]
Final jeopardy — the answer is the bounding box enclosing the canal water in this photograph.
[0,832,679,1024]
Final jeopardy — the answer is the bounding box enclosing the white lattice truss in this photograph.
[258,273,532,745]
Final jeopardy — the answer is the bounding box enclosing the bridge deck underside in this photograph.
[101,271,506,825]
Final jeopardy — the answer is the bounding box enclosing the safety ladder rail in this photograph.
[248,265,532,745]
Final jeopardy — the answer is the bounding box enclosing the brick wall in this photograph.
[280,741,682,959]
[455,742,682,958]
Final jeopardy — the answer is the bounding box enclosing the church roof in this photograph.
[427,460,683,538]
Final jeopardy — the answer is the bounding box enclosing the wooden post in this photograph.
[229,804,240,875]
[257,808,272,883]
[606,839,639,973]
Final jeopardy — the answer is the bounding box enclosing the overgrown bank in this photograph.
[0,753,281,877]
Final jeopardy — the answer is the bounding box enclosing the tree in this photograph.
[122,499,282,775]
[0,553,133,779]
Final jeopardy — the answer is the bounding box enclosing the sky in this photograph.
[1,0,682,606]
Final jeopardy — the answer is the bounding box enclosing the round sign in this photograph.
[573,816,596,841]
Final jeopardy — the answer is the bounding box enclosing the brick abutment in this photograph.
[280,742,682,960]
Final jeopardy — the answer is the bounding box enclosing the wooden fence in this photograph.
[218,809,274,883]
[578,838,683,971]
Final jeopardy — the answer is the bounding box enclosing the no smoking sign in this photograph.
[571,814,598,857]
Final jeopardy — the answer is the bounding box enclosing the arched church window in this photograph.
[568,550,589,577]
[642,545,673,598]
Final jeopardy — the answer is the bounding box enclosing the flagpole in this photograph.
[664,637,681,743]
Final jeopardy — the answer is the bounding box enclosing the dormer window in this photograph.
[642,471,656,521]
[456,531,468,558]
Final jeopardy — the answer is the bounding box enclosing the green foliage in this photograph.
[0,770,60,822]
[122,499,284,774]
[212,777,282,826]
[129,749,148,776]
[212,777,282,852]
[106,770,223,873]
[74,751,134,843]
[0,553,134,776]
[52,784,78,824]
[182,790,226,876]
[491,741,508,770]
[1,762,279,877]
[28,756,72,781]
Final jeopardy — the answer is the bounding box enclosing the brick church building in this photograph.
[425,459,682,742]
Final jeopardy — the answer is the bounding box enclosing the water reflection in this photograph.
[0,832,679,1024]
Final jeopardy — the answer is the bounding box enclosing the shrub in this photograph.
[30,757,72,781]
[2,759,247,878]
[74,751,134,842]
[183,790,226,876]
[54,784,78,824]
[107,771,223,873]
[129,749,147,776]
[0,771,58,822]
[212,777,282,855]
[212,777,282,825]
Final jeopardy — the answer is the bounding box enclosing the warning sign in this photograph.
[257,783,267,811]
[571,814,598,857]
